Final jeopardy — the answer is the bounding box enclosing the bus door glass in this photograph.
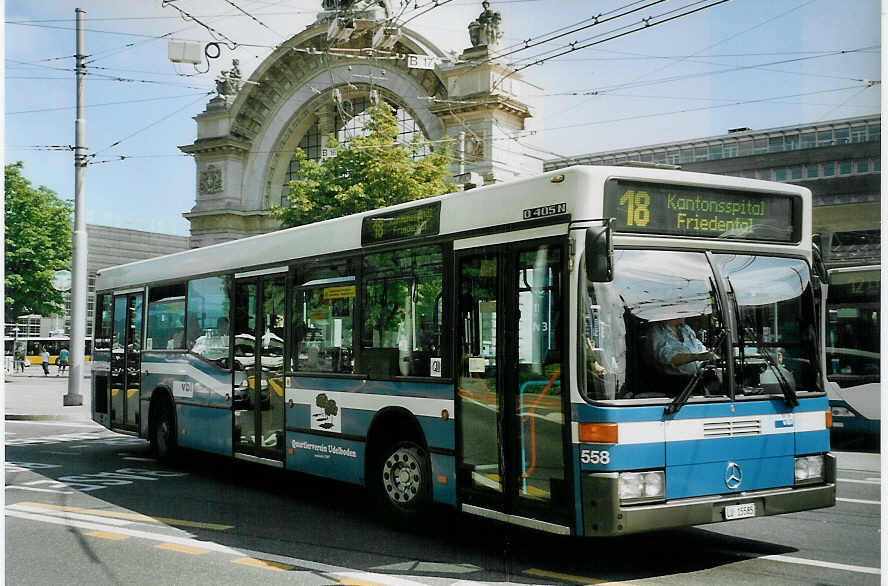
[456,240,569,524]
[110,292,143,431]
[233,275,286,460]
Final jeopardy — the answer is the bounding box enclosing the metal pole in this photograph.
[65,7,87,406]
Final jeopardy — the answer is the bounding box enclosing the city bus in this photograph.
[91,166,834,536]
[825,265,880,443]
[4,336,93,366]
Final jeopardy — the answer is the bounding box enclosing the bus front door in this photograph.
[232,275,286,463]
[455,240,571,529]
[110,292,142,432]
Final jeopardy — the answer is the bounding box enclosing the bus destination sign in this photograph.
[603,179,799,242]
[361,201,441,245]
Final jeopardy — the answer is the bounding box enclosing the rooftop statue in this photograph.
[318,0,392,21]
[215,59,242,97]
[468,1,502,48]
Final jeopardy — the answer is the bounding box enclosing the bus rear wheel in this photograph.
[371,440,430,526]
[151,399,177,460]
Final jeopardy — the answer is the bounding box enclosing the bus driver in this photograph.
[650,317,719,394]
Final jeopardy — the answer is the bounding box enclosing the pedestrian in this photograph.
[57,346,69,375]
[14,348,26,373]
[40,345,50,376]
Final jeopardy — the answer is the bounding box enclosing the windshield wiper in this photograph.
[665,329,727,415]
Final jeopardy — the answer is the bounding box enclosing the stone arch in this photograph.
[242,61,446,211]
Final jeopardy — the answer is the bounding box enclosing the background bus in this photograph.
[825,265,880,444]
[91,166,833,536]
[4,336,93,366]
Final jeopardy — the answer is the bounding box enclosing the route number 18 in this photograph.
[619,190,651,227]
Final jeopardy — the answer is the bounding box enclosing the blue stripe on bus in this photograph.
[666,455,794,499]
[795,429,830,455]
[666,434,794,466]
[572,396,829,423]
[284,404,454,451]
[286,431,365,484]
[175,404,231,456]
[579,442,664,471]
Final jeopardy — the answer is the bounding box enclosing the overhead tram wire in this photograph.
[475,0,667,66]
[492,0,730,91]
[506,0,715,69]
[6,92,214,116]
[219,0,285,39]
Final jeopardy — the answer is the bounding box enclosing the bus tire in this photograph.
[370,439,431,527]
[151,397,177,460]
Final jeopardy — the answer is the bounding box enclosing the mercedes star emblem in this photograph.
[724,461,743,489]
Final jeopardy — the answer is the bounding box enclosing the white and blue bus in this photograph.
[825,265,880,442]
[91,166,834,536]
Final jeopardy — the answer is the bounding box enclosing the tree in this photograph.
[273,103,453,228]
[5,162,74,320]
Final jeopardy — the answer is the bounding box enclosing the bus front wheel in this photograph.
[371,440,430,526]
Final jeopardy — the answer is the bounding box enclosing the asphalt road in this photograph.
[4,420,881,585]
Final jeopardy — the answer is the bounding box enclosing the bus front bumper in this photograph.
[581,454,836,536]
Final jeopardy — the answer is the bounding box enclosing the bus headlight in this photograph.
[619,471,665,502]
[830,405,855,418]
[794,455,824,484]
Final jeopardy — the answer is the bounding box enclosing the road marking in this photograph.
[9,501,233,530]
[86,530,129,540]
[524,568,620,584]
[9,504,133,526]
[733,551,880,575]
[337,577,386,586]
[6,420,101,429]
[156,542,209,555]
[121,456,157,462]
[233,557,294,571]
[837,477,880,485]
[836,497,880,505]
[5,508,434,586]
[6,486,72,495]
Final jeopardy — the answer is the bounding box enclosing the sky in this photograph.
[4,0,881,236]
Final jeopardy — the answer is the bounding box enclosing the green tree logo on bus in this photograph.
[314,394,339,430]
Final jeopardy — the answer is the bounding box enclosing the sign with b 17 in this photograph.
[408,54,437,70]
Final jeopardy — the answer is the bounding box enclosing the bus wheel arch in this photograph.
[148,387,177,460]
[365,407,431,525]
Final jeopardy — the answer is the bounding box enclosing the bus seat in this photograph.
[358,348,400,378]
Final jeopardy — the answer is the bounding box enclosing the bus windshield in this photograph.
[580,250,820,403]
[826,268,880,388]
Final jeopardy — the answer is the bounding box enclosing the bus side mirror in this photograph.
[585,222,614,282]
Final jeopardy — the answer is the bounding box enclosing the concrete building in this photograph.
[544,114,881,269]
[6,224,189,338]
[180,1,544,248]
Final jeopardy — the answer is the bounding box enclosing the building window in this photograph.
[822,162,836,177]
[850,126,866,143]
[817,130,833,147]
[785,133,800,150]
[738,141,752,156]
[838,160,852,175]
[768,136,784,153]
[757,169,772,180]
[679,149,693,163]
[639,153,653,163]
[833,128,849,145]
[652,151,666,164]
[856,159,870,173]
[724,142,738,158]
[868,124,880,141]
[806,165,819,178]
[694,146,708,161]
[753,138,768,154]
[800,132,816,149]
[790,166,803,180]
[667,150,680,164]
[774,168,787,181]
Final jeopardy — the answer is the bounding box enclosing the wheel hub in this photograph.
[382,447,422,505]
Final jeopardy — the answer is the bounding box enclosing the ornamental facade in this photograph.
[180,1,542,248]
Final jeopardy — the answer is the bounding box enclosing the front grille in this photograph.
[703,418,761,437]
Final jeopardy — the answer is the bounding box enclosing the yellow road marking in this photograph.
[155,542,209,555]
[524,568,631,584]
[232,557,293,571]
[337,578,385,586]
[85,530,129,540]
[17,501,233,531]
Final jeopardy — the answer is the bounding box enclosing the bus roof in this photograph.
[96,165,811,292]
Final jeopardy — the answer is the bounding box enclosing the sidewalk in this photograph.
[4,364,93,422]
